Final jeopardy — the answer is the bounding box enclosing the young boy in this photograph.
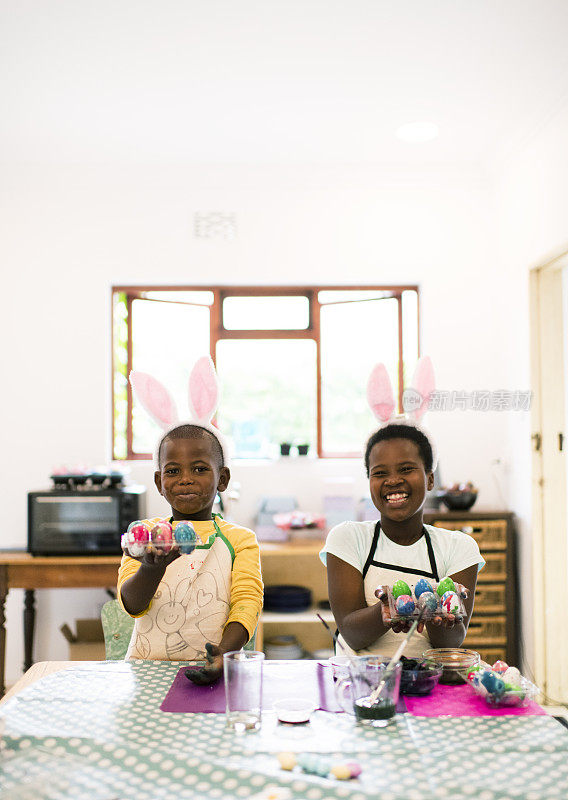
[117,423,263,685]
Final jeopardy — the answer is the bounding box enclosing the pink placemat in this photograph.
[404,683,547,717]
[160,661,343,713]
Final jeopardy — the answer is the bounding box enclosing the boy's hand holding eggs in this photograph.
[122,519,198,566]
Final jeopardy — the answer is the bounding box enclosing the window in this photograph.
[112,286,419,460]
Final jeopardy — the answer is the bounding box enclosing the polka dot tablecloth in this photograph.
[1,660,568,800]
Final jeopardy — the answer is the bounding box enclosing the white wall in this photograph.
[491,99,568,679]
[1,159,525,685]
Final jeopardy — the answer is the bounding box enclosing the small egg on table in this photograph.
[277,752,297,771]
[331,764,352,781]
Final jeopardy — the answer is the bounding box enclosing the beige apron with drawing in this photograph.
[126,517,231,661]
[337,521,440,660]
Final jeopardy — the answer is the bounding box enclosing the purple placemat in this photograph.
[161,661,344,713]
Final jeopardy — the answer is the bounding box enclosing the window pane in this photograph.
[131,299,210,454]
[112,292,128,460]
[222,296,309,330]
[321,298,399,453]
[402,289,419,386]
[143,290,214,305]
[216,339,316,458]
[318,290,393,304]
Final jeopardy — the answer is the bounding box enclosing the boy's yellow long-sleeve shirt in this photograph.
[117,517,263,660]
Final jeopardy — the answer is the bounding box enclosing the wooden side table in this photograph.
[0,552,121,696]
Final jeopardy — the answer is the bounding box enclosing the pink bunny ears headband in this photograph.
[129,356,228,467]
[366,356,438,471]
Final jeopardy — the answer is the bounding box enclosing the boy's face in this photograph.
[368,437,434,524]
[154,435,230,521]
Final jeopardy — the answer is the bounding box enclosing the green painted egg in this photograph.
[392,579,412,599]
[437,577,456,597]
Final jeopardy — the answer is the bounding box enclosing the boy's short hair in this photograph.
[364,423,434,476]
[157,424,225,470]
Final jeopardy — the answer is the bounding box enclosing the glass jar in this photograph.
[422,648,480,685]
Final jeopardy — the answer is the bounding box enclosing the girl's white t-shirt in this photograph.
[319,520,485,658]
[320,520,485,578]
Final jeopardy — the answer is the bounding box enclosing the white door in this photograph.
[530,254,568,702]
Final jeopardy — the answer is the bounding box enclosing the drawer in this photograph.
[473,583,506,613]
[480,552,507,580]
[431,519,507,550]
[464,614,507,645]
[474,646,508,665]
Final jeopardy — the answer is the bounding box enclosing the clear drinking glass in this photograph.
[336,655,401,728]
[223,650,264,732]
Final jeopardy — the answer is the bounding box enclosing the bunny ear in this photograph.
[129,371,179,430]
[367,363,396,422]
[188,355,219,424]
[407,356,435,422]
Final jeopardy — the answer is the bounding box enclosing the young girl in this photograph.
[320,360,484,658]
[117,358,263,685]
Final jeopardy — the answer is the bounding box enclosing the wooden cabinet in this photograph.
[424,511,519,666]
[258,539,332,655]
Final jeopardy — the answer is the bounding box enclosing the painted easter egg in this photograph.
[440,591,461,615]
[174,520,197,554]
[125,521,150,556]
[502,666,522,685]
[417,591,438,613]
[492,660,508,674]
[395,594,415,616]
[414,578,434,599]
[150,520,173,553]
[392,579,412,599]
[277,752,296,771]
[480,670,505,695]
[345,761,362,779]
[331,764,352,781]
[297,754,332,777]
[437,577,456,597]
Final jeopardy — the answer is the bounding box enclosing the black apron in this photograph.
[336,521,440,658]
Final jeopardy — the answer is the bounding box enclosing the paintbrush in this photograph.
[316,613,350,656]
[367,604,427,704]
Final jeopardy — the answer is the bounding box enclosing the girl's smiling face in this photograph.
[368,437,434,523]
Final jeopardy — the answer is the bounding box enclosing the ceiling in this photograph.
[1,1,568,169]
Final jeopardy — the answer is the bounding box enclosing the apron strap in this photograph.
[362,521,382,579]
[363,522,440,580]
[423,527,440,581]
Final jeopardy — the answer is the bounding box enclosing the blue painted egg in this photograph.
[395,594,415,616]
[480,670,505,695]
[414,578,434,599]
[174,521,197,554]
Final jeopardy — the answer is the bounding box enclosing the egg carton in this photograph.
[385,577,467,623]
[121,519,197,557]
[464,662,539,708]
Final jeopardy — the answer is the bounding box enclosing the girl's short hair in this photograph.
[364,423,434,476]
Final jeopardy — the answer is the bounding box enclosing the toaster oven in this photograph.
[28,487,147,556]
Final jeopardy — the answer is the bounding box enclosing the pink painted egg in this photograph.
[150,520,173,552]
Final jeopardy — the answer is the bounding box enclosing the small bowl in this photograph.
[273,698,316,723]
[423,648,480,685]
[437,490,478,511]
[399,659,443,696]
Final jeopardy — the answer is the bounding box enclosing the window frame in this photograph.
[112,284,420,460]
